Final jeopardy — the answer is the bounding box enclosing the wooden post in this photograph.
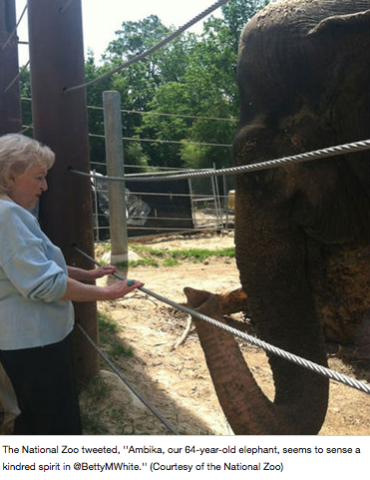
[27,0,99,386]
[103,90,129,265]
[0,0,22,134]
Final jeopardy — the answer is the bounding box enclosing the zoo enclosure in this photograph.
[91,161,235,241]
[86,94,236,241]
[4,1,370,426]
[20,94,237,242]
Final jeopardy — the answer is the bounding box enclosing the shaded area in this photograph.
[92,175,194,240]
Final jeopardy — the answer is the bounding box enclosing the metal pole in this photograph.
[223,173,229,231]
[92,172,100,242]
[211,165,220,231]
[28,0,99,385]
[213,163,222,228]
[188,178,198,229]
[103,90,128,264]
[0,0,22,134]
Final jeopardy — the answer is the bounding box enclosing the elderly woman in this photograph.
[0,133,143,435]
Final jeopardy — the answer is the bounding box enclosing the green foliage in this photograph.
[108,343,134,359]
[79,376,112,434]
[98,310,120,345]
[168,247,235,262]
[19,67,33,136]
[131,1,268,170]
[221,0,270,52]
[129,244,235,264]
[163,258,179,267]
[20,1,270,171]
[124,142,150,173]
[82,374,112,401]
[129,258,160,268]
[98,311,134,358]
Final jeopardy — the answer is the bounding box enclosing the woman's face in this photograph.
[8,163,48,210]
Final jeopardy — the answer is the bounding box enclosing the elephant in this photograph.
[185,0,370,435]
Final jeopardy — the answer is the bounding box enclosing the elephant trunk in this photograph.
[184,287,328,435]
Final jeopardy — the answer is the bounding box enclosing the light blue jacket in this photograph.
[0,197,74,350]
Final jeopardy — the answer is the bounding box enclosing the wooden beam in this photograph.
[0,0,21,134]
[28,0,99,386]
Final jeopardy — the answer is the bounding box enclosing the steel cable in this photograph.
[1,4,27,51]
[59,0,75,14]
[4,60,30,94]
[76,323,180,435]
[21,98,237,122]
[63,0,232,93]
[73,246,370,396]
[70,139,370,183]
[86,103,237,122]
[88,132,232,148]
[20,123,34,134]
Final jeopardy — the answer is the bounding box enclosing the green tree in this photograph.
[92,16,198,168]
[123,141,149,173]
[84,50,115,172]
[19,66,33,136]
[221,0,270,53]
[138,1,269,170]
[85,48,151,173]
[178,0,269,169]
[20,2,271,172]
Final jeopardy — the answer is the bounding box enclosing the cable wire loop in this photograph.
[64,0,232,93]
[73,246,370,396]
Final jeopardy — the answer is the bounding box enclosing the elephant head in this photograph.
[186,0,370,435]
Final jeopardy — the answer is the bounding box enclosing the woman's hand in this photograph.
[103,279,144,300]
[62,277,144,302]
[88,265,118,280]
[67,265,118,282]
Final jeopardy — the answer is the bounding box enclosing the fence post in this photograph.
[0,0,22,134]
[223,173,229,231]
[28,0,99,386]
[103,90,128,264]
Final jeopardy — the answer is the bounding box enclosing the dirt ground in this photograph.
[80,232,370,436]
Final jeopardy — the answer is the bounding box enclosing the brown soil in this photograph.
[79,232,370,436]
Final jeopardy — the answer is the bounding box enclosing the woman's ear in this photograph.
[8,170,17,183]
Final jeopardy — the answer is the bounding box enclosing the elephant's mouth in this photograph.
[313,244,370,345]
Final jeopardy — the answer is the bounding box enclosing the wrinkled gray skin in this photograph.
[188,0,370,435]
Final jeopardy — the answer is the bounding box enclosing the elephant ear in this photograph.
[307,9,370,36]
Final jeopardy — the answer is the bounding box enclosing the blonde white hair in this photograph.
[0,134,55,194]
